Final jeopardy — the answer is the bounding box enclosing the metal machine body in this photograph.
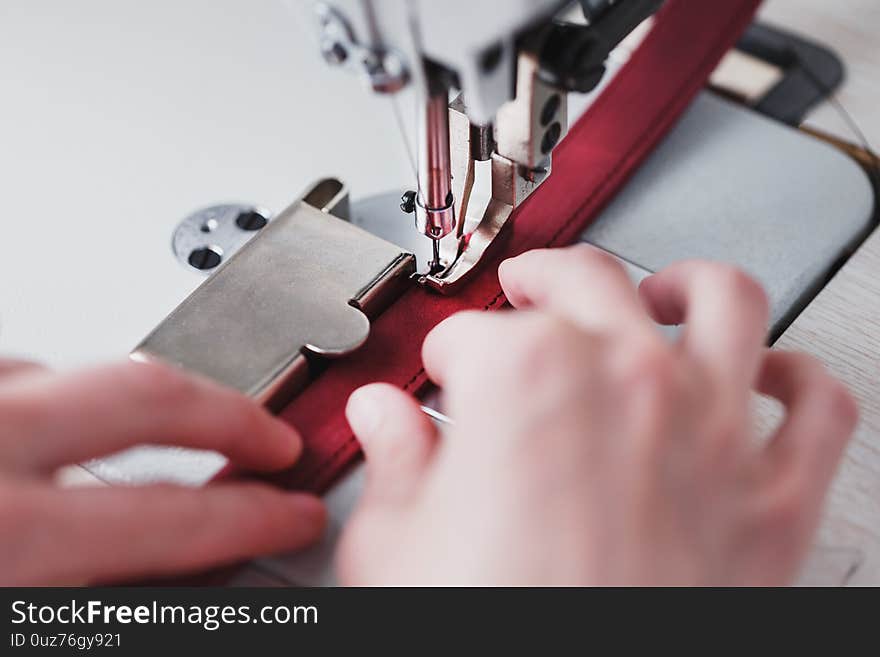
[312,0,662,289]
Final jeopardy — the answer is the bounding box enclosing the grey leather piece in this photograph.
[583,92,875,337]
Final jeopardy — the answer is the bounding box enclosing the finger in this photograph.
[0,358,47,381]
[3,481,325,585]
[638,261,769,386]
[422,309,595,433]
[756,351,858,495]
[423,311,486,388]
[422,310,546,390]
[0,360,302,474]
[499,245,655,337]
[346,383,439,506]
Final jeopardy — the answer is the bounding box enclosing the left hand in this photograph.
[0,359,326,585]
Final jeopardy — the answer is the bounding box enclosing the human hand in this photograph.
[338,245,858,585]
[0,359,325,585]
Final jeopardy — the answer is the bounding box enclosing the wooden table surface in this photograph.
[756,0,879,585]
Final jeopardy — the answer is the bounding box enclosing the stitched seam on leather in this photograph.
[300,367,429,490]
[300,1,759,491]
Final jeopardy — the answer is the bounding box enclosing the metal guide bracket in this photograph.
[422,53,567,294]
[132,178,415,410]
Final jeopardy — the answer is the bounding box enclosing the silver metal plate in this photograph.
[133,179,415,409]
[172,204,271,274]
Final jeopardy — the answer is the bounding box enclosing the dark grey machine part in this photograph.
[581,92,875,339]
[736,22,846,126]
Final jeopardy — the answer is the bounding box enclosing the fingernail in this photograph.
[288,493,327,530]
[272,418,303,463]
[346,386,383,435]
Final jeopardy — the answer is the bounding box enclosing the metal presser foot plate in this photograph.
[133,179,415,411]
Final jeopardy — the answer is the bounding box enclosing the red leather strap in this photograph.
[270,0,763,493]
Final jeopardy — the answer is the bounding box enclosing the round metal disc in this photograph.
[172,204,271,273]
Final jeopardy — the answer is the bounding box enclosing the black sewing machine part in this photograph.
[735,22,845,126]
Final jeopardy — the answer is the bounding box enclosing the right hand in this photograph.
[339,245,858,585]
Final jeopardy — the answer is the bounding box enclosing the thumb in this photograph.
[346,383,438,506]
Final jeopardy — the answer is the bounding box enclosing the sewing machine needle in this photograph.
[431,238,441,272]
[420,405,454,426]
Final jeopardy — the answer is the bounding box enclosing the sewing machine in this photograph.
[130,0,665,406]
[0,1,875,584]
